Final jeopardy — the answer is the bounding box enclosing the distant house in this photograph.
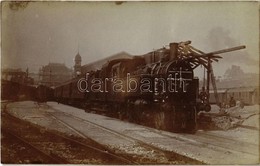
[39,63,73,87]
[227,87,259,105]
[209,89,228,104]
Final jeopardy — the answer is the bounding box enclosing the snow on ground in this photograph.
[4,101,260,164]
[200,104,259,130]
[198,104,259,145]
[5,101,80,136]
[38,102,260,164]
[5,101,176,164]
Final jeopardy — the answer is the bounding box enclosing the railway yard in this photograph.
[1,100,259,164]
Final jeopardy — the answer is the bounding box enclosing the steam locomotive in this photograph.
[53,41,245,133]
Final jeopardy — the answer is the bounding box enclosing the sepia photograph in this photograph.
[1,1,259,164]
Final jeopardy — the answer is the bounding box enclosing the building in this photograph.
[1,68,34,85]
[209,87,259,105]
[39,63,73,87]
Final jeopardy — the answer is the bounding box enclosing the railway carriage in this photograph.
[36,85,54,102]
[1,80,37,101]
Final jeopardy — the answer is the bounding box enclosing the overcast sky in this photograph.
[2,1,259,78]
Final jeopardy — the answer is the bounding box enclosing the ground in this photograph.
[1,101,259,164]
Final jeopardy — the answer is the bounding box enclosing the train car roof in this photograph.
[54,77,81,88]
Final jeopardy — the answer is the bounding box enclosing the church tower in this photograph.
[74,52,82,77]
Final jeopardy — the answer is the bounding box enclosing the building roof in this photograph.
[42,63,72,74]
[2,68,25,74]
[227,87,257,93]
[81,51,133,73]
[209,89,227,93]
[209,87,258,94]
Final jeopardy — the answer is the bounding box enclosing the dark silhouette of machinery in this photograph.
[52,41,245,133]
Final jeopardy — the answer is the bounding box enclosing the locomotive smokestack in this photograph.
[169,43,178,60]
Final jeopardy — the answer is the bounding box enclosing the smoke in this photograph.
[207,27,258,66]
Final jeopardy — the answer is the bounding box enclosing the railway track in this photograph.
[90,105,259,155]
[47,109,201,164]
[237,124,259,131]
[135,125,259,156]
[2,110,135,164]
[5,101,259,164]
[46,112,139,164]
[2,129,68,164]
[178,131,257,156]
[46,105,259,164]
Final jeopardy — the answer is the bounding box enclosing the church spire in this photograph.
[74,44,82,77]
[77,42,79,54]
